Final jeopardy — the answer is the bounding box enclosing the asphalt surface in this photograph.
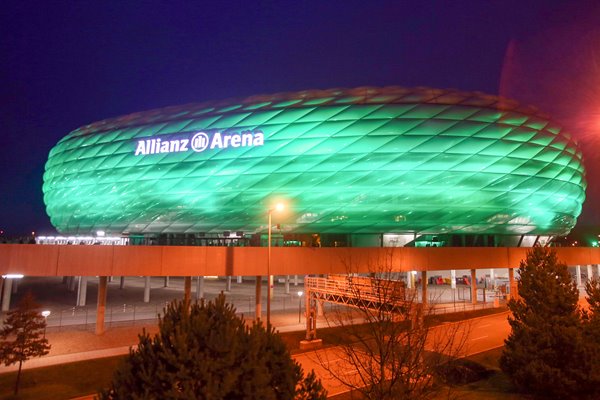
[294,311,510,397]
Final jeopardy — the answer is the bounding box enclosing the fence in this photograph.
[37,294,311,332]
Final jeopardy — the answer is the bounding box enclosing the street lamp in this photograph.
[1,274,24,279]
[267,202,285,327]
[41,310,51,338]
[297,291,303,323]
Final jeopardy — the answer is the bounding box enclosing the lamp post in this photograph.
[41,310,51,339]
[267,202,284,327]
[297,291,303,323]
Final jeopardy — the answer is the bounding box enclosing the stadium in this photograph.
[42,86,586,247]
[2,86,597,335]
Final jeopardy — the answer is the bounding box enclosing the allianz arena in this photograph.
[43,86,586,242]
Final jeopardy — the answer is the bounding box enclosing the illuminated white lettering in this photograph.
[135,141,147,156]
[191,132,209,152]
[169,140,180,152]
[241,132,253,146]
[230,135,241,147]
[135,129,265,156]
[253,131,264,146]
[160,141,170,153]
[179,139,189,151]
[210,132,223,149]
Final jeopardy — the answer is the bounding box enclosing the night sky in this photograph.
[2,1,599,236]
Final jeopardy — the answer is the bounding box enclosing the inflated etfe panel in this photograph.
[43,87,586,235]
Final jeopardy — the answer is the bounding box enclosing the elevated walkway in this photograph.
[305,275,412,313]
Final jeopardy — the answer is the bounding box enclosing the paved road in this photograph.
[462,311,511,355]
[293,311,511,397]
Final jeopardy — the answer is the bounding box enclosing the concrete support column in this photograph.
[576,265,582,287]
[490,268,495,286]
[407,271,413,289]
[317,299,324,316]
[76,276,88,306]
[421,271,428,306]
[255,276,262,321]
[144,276,151,303]
[164,276,169,288]
[119,276,125,289]
[508,268,516,300]
[597,264,600,279]
[226,276,232,292]
[471,269,477,305]
[269,275,274,299]
[95,276,108,335]
[108,276,114,283]
[450,269,456,290]
[305,291,310,332]
[196,276,205,300]
[1,278,13,311]
[68,276,77,292]
[184,276,191,304]
[587,265,593,284]
[294,275,298,286]
[285,275,290,294]
[11,279,18,294]
[237,276,243,284]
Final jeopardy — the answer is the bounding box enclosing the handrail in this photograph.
[305,276,413,305]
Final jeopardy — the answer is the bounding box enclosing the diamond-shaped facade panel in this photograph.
[43,87,586,236]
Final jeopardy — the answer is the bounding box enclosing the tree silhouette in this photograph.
[581,278,600,397]
[0,292,51,395]
[99,294,327,399]
[500,246,587,399]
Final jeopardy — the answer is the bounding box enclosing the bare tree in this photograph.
[310,250,469,400]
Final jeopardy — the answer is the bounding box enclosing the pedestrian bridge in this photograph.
[305,275,412,313]
[2,244,600,277]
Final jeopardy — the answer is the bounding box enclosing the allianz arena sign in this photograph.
[134,129,265,156]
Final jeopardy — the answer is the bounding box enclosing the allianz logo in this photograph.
[134,129,264,156]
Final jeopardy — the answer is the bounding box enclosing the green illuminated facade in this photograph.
[43,87,586,237]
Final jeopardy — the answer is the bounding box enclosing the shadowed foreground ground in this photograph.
[0,308,523,399]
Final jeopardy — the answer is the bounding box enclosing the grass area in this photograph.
[455,347,529,399]
[467,346,503,370]
[328,347,527,400]
[0,356,122,400]
[0,307,512,399]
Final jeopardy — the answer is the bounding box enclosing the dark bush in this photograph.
[435,359,492,385]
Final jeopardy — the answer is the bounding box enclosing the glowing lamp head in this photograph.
[41,310,51,318]
[297,291,303,297]
[275,202,285,212]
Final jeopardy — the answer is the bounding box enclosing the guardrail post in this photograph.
[255,276,262,322]
[95,276,108,335]
[421,271,428,306]
[471,269,477,305]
